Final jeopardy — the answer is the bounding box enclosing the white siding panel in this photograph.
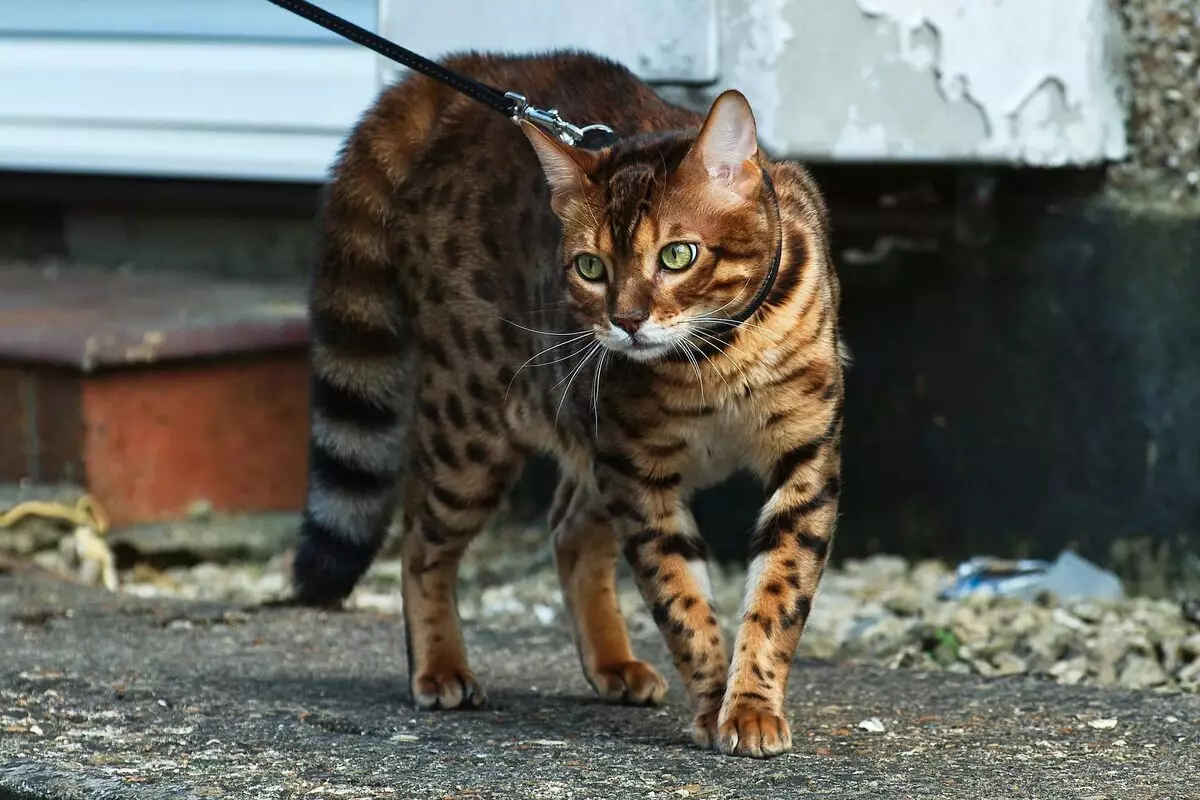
[0,39,378,130]
[382,0,719,84]
[0,0,377,42]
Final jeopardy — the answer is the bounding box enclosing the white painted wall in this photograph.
[0,0,1127,181]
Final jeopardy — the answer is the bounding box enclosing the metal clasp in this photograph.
[505,91,614,148]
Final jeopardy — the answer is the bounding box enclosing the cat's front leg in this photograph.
[718,410,842,758]
[597,457,729,748]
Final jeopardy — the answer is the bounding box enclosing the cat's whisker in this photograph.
[678,339,705,405]
[591,349,608,437]
[500,318,590,337]
[555,341,603,426]
[683,334,732,392]
[691,316,782,342]
[692,327,756,362]
[706,279,754,316]
[506,333,593,399]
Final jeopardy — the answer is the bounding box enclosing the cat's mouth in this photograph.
[615,340,674,362]
[595,322,676,362]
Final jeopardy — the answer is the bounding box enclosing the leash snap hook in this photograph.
[505,91,614,148]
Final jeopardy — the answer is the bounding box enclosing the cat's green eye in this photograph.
[659,242,698,271]
[574,253,606,281]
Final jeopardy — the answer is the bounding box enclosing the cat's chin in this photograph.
[603,340,673,363]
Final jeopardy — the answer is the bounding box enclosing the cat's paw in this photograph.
[691,710,719,749]
[412,669,487,710]
[715,709,792,758]
[589,661,668,705]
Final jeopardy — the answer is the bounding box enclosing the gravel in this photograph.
[25,521,1190,697]
[1109,0,1200,205]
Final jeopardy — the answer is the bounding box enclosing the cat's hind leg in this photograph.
[400,378,525,710]
[550,475,668,705]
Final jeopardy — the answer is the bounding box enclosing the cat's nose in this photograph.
[611,310,649,335]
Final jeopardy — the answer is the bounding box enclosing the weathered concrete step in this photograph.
[0,266,311,527]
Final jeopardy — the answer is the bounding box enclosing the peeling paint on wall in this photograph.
[674,0,1129,165]
[855,0,1127,163]
[713,0,795,151]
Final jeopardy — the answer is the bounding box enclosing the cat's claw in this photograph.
[715,709,792,758]
[590,661,668,705]
[412,669,487,710]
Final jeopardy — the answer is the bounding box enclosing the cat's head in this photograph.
[522,90,775,363]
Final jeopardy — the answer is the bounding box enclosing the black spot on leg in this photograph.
[423,337,450,368]
[669,620,693,639]
[473,330,496,362]
[734,691,770,705]
[796,530,831,560]
[499,322,519,351]
[449,317,470,354]
[747,612,774,638]
[444,395,467,429]
[473,408,497,432]
[472,269,498,302]
[467,375,490,403]
[658,534,707,561]
[770,439,823,488]
[765,582,783,596]
[681,596,698,611]
[464,441,489,463]
[431,435,459,469]
[419,400,441,425]
[782,595,813,630]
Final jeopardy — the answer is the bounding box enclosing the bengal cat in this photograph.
[293,51,843,759]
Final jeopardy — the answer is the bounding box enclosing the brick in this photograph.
[81,357,309,526]
[1,267,313,526]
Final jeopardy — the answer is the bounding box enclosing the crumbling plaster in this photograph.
[666,0,1129,165]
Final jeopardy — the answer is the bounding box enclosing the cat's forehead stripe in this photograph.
[605,163,657,258]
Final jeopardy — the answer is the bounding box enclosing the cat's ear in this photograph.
[686,89,760,200]
[520,121,598,214]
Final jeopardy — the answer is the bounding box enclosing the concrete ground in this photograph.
[1,574,1197,800]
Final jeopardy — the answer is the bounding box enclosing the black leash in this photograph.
[265,0,781,327]
[263,0,616,149]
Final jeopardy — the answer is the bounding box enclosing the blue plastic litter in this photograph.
[940,550,1125,602]
[940,557,1051,600]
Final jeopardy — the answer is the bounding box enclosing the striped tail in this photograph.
[292,178,414,606]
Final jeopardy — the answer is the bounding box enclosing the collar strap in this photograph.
[726,168,783,326]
